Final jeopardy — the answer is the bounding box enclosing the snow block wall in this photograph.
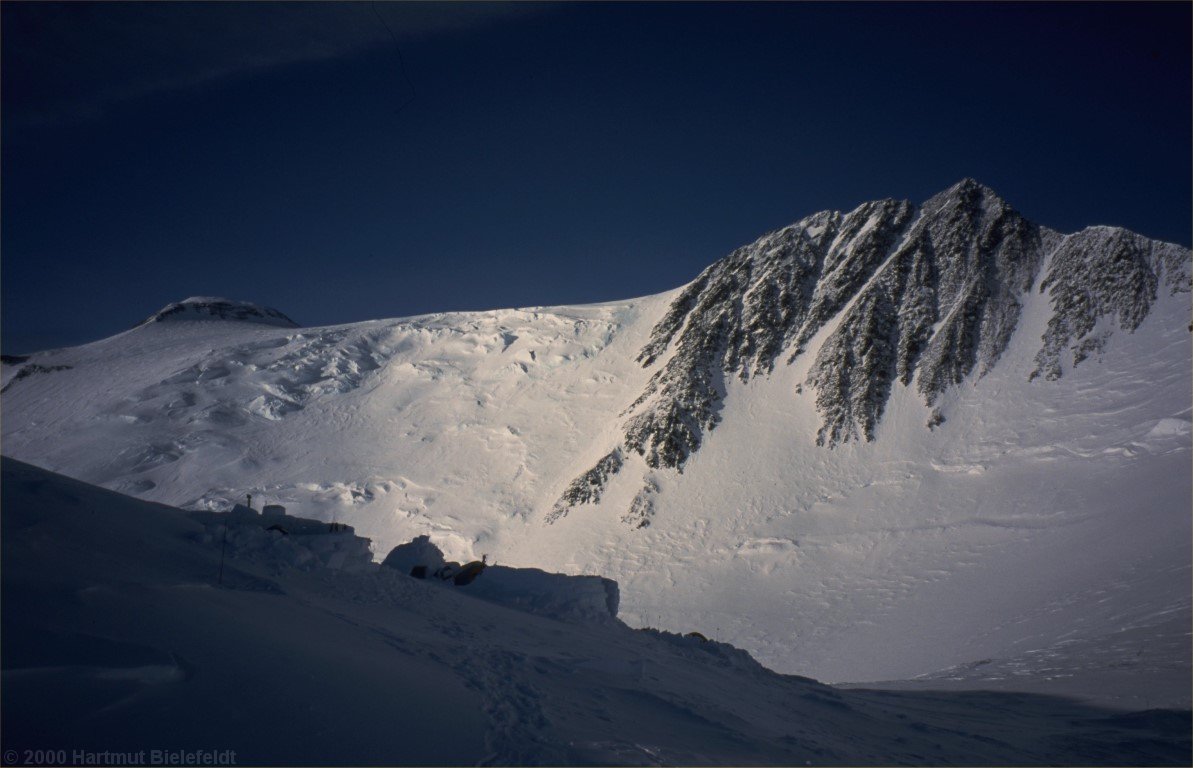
[465,566,620,624]
[191,510,373,573]
[383,538,619,623]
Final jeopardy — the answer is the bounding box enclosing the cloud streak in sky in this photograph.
[2,2,542,124]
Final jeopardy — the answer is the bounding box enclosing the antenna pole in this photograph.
[218,513,229,585]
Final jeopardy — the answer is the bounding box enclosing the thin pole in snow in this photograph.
[218,513,229,585]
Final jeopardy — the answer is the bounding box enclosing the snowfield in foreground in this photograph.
[2,181,1189,702]
[2,458,1189,766]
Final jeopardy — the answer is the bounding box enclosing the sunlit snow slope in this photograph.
[3,181,1189,701]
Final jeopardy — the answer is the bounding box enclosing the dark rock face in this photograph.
[0,363,73,394]
[1030,227,1191,381]
[807,180,1056,444]
[621,477,658,529]
[624,199,915,469]
[549,180,1191,525]
[140,297,298,328]
[546,449,623,523]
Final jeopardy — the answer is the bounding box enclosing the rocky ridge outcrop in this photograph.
[549,179,1191,525]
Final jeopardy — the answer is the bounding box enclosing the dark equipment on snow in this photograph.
[452,560,486,586]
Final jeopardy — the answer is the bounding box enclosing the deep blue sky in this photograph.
[3,1,1189,354]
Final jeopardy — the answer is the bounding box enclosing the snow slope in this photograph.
[3,457,1189,766]
[2,181,1189,704]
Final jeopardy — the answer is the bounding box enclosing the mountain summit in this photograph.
[139,296,299,328]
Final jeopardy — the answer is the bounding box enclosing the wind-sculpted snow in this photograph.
[1031,227,1192,381]
[133,327,396,424]
[553,179,1189,519]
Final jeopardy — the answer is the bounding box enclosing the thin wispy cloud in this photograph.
[2,2,545,124]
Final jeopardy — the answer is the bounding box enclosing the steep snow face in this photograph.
[139,296,299,328]
[2,180,1189,695]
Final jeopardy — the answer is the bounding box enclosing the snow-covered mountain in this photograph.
[8,457,1188,765]
[557,179,1188,507]
[3,180,1189,701]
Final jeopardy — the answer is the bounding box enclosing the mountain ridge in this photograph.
[548,179,1190,524]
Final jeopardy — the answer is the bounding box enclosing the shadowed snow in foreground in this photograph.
[2,457,1188,766]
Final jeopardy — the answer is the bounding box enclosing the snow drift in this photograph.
[3,457,1189,765]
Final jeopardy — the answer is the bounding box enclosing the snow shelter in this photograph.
[382,536,487,586]
[382,535,447,575]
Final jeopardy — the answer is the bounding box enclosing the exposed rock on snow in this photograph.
[139,296,299,328]
[807,179,1055,445]
[1031,226,1192,381]
[624,198,915,470]
[0,363,73,394]
[546,449,624,523]
[621,476,658,529]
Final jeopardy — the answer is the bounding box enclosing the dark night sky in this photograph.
[2,1,1189,354]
